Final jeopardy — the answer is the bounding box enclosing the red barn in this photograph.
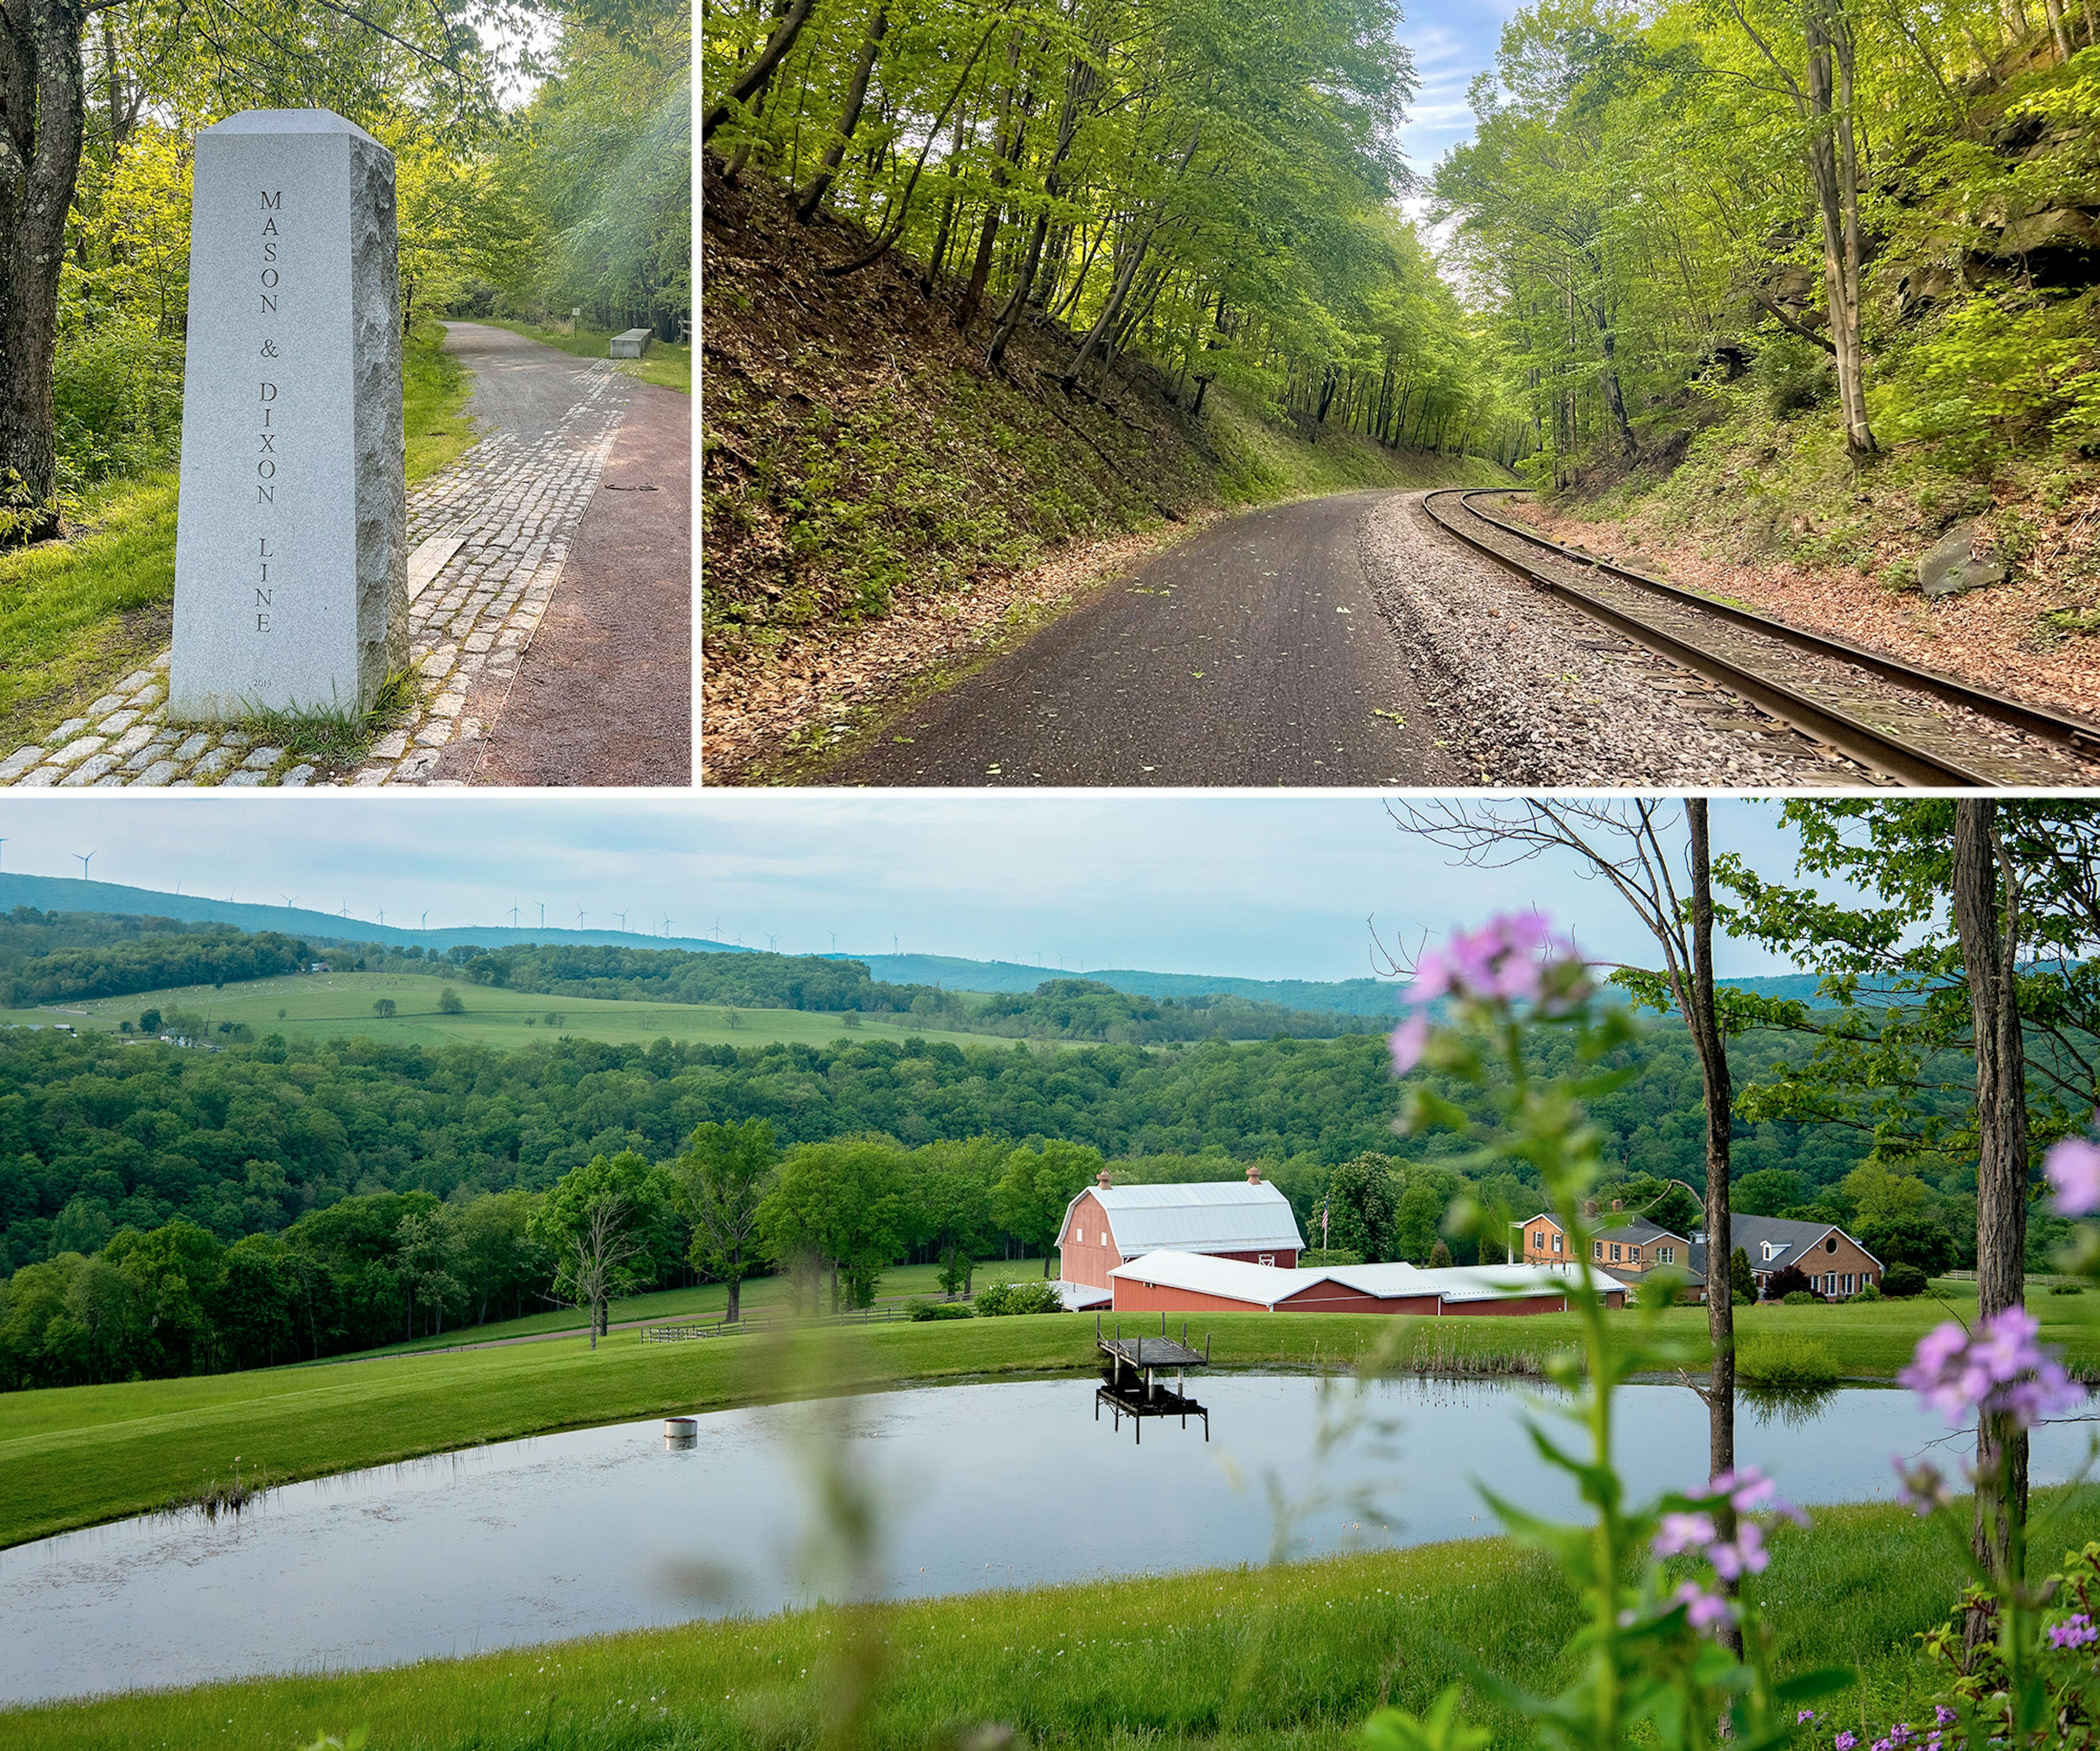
[1058,1168,1304,1292]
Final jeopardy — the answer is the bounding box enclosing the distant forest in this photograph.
[0,1014,1932,1279]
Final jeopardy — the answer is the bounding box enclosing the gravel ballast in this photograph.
[1360,493,1879,787]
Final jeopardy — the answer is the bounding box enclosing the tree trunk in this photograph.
[701,0,822,144]
[0,0,88,542]
[1804,0,1876,457]
[1679,801,1742,1655]
[1953,798,2031,1645]
[795,2,887,221]
[957,30,1026,331]
[726,1263,743,1324]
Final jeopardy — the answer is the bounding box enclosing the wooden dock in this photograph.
[1095,1314,1211,1441]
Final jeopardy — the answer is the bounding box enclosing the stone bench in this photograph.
[610,327,653,359]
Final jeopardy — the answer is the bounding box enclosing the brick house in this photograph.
[1058,1168,1304,1292]
[1696,1215,1883,1300]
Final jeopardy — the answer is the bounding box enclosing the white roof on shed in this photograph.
[1107,1249,1330,1308]
[1051,1278,1114,1311]
[1108,1251,1611,1308]
[1077,1179,1305,1256]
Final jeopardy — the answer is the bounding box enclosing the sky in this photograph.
[1397,0,1515,187]
[0,795,1850,984]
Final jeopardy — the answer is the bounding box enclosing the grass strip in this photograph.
[3,1493,2088,1749]
[0,326,474,755]
[2,1287,2076,1553]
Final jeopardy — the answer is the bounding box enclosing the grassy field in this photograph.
[474,319,692,393]
[0,324,477,755]
[31,968,997,1054]
[4,1490,2092,1750]
[359,1258,1060,1356]
[3,1282,2087,1554]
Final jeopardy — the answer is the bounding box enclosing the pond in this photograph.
[2,1372,2092,1706]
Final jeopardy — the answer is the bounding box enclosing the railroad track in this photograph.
[1420,487,2100,788]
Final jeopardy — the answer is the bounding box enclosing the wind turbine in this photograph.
[829,930,838,952]
[576,908,585,930]
[616,910,627,931]
[280,894,298,910]
[766,933,778,952]
[509,902,520,928]
[74,851,95,881]
[663,917,674,939]
[421,911,429,932]
[537,903,546,929]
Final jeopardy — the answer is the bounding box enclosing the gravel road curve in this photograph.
[818,489,1866,788]
[824,491,1465,787]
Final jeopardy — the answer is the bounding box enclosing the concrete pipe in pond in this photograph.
[665,1417,698,1448]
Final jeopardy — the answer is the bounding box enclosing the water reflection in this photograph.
[1742,1384,1843,1429]
[1,1374,2091,1707]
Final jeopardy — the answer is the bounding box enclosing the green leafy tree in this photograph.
[529,1151,662,1346]
[756,1138,909,1311]
[911,1137,1004,1294]
[993,1139,1103,1277]
[672,1119,778,1322]
[1323,1153,1399,1260]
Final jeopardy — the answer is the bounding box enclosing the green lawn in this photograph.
[34,968,996,1054]
[474,318,692,393]
[0,324,476,755]
[3,1284,2084,1555]
[357,1256,1059,1356]
[4,1491,2091,1750]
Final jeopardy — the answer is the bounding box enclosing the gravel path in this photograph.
[1361,493,1874,787]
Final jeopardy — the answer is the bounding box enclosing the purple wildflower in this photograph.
[1835,1732,1858,1750]
[1707,1519,1769,1580]
[2050,1613,2098,1650]
[2048,1137,2100,1217]
[1672,1580,1733,1632]
[1706,1466,1809,1526]
[1888,1725,1914,1747]
[1898,1308,2085,1430]
[1653,1511,1717,1558]
[1934,1707,1956,1726]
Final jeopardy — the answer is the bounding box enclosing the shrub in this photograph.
[975,1281,1066,1317]
[1851,1281,1881,1302]
[50,320,186,495]
[1782,1289,1817,1305]
[1298,1248,1364,1267]
[2052,1281,2086,1296]
[1736,1331,1841,1388]
[1883,1261,1929,1298]
[907,1299,973,1320]
[437,987,464,1015]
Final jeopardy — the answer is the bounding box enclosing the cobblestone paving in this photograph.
[0,354,632,789]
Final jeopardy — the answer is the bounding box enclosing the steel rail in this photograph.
[1420,487,2097,788]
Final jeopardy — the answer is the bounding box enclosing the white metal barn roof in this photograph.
[1106,1250,1332,1307]
[1077,1179,1306,1256]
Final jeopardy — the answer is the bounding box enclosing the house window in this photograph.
[1553,1234,1562,1253]
[1593,1241,1603,1259]
[1532,1230,1545,1250]
[1258,1254,1275,1266]
[1658,1246,1675,1264]
[1842,1273,1854,1294]
[1824,1237,1838,1253]
[1610,1243,1622,1261]
[1763,1242,1782,1261]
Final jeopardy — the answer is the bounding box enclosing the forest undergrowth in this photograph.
[698,164,1500,783]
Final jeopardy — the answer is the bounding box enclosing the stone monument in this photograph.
[169,109,407,723]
